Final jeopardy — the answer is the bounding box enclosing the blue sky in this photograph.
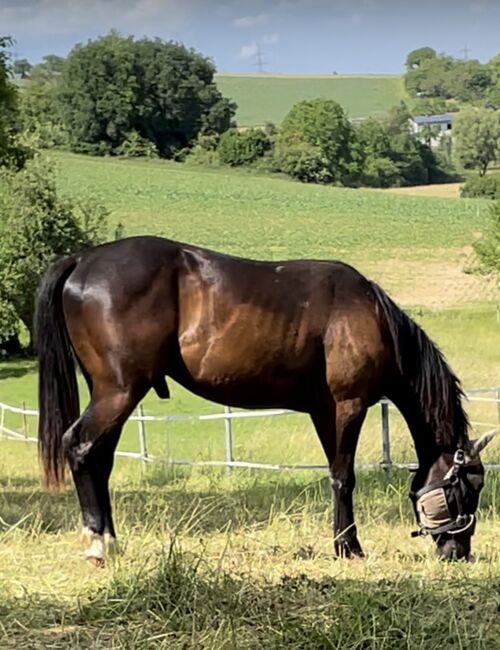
[1,0,499,74]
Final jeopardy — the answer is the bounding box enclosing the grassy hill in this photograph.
[215,73,406,126]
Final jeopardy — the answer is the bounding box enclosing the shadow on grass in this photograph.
[1,542,499,650]
[1,469,499,538]
[0,360,36,382]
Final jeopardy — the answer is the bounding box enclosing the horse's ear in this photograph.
[469,430,498,458]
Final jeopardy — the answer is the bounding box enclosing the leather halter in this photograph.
[409,449,476,538]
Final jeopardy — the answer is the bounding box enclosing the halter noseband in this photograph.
[409,448,476,538]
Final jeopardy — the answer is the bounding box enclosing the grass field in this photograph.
[50,151,497,308]
[1,152,499,648]
[215,74,406,126]
[1,444,500,649]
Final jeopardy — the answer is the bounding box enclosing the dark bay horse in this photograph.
[35,236,495,564]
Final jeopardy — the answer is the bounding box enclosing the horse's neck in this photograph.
[387,386,438,465]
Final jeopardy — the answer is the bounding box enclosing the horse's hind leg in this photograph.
[63,386,141,564]
[311,396,367,559]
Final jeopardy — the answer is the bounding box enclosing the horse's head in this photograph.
[410,431,496,561]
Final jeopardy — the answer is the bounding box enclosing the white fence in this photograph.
[1,388,499,475]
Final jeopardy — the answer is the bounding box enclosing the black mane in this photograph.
[371,282,470,448]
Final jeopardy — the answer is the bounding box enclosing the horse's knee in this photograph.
[62,421,90,471]
[330,474,355,496]
[65,439,93,472]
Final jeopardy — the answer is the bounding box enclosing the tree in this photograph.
[59,33,235,157]
[446,60,491,103]
[486,54,500,109]
[404,50,454,98]
[0,36,29,169]
[31,54,65,79]
[0,157,108,347]
[276,98,354,184]
[13,58,31,79]
[404,48,492,103]
[20,54,68,149]
[354,119,402,187]
[453,108,500,176]
[405,47,437,70]
[411,97,449,116]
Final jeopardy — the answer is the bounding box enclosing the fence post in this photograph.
[0,404,4,438]
[224,406,234,473]
[164,417,171,464]
[497,388,500,429]
[137,404,148,471]
[380,400,392,481]
[22,401,28,441]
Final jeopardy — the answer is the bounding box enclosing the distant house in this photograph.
[410,113,454,147]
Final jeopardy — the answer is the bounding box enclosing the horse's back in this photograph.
[60,236,390,410]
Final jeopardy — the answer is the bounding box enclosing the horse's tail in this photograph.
[35,256,80,489]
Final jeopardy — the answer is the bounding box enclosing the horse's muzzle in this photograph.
[435,534,472,562]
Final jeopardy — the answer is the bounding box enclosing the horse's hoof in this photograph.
[334,541,365,560]
[104,533,119,557]
[86,555,105,568]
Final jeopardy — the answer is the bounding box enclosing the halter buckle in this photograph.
[453,448,466,466]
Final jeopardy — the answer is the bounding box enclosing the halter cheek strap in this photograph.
[409,449,476,538]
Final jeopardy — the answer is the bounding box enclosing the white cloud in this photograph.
[238,42,259,58]
[0,0,192,38]
[262,32,279,45]
[233,13,270,28]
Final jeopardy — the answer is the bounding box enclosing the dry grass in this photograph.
[382,183,463,199]
[1,442,500,649]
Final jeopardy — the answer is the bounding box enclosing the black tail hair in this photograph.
[35,256,79,489]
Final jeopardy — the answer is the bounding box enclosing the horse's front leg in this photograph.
[331,468,363,558]
[312,397,367,559]
[331,399,367,558]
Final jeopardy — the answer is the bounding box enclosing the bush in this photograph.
[275,142,333,184]
[218,129,271,167]
[460,174,500,199]
[361,155,402,188]
[115,130,158,158]
[182,133,220,165]
[0,156,109,348]
[473,201,500,273]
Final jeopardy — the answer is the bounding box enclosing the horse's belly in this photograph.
[172,337,316,410]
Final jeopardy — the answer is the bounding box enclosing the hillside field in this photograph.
[215,74,406,125]
[1,153,499,649]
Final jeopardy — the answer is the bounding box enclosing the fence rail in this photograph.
[1,387,499,474]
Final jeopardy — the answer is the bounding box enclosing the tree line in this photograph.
[404,46,500,111]
[15,34,500,188]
